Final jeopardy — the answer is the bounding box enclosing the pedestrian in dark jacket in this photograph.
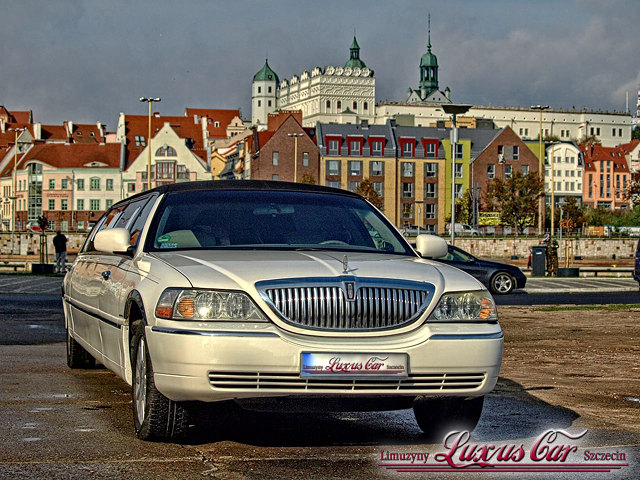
[53,231,68,273]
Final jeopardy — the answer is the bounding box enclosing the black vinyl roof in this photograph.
[123,180,360,204]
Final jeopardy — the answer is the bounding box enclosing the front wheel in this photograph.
[413,396,484,442]
[490,272,515,295]
[131,323,189,441]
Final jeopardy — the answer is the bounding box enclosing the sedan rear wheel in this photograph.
[131,322,189,441]
[490,272,514,295]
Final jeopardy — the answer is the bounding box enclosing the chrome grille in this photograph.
[256,278,434,331]
[209,372,486,392]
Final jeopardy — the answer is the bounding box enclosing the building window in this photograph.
[454,163,463,178]
[348,161,362,176]
[426,142,436,158]
[371,141,383,155]
[363,102,368,111]
[401,162,414,177]
[455,144,463,159]
[327,181,341,189]
[425,204,436,219]
[272,174,279,181]
[258,100,261,107]
[77,199,84,210]
[128,183,136,193]
[327,160,341,176]
[61,179,68,189]
[513,146,519,161]
[425,162,437,177]
[337,101,342,110]
[268,86,272,93]
[370,161,384,176]
[619,128,622,137]
[522,165,530,175]
[373,182,383,196]
[90,178,100,190]
[61,199,68,211]
[272,151,279,166]
[156,146,177,156]
[49,179,55,189]
[328,140,339,155]
[505,165,512,178]
[350,141,361,155]
[454,184,463,199]
[326,100,331,109]
[90,199,100,211]
[48,220,56,230]
[302,152,309,167]
[77,179,84,190]
[48,199,55,210]
[425,183,437,198]
[402,182,414,198]
[612,128,616,137]
[134,135,146,147]
[353,101,358,110]
[258,86,261,93]
[348,181,359,192]
[268,100,272,107]
[596,128,600,135]
[105,179,114,191]
[401,203,414,219]
[403,142,413,157]
[487,164,495,179]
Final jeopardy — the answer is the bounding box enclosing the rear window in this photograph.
[145,189,413,256]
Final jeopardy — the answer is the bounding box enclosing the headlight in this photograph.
[155,288,268,322]
[428,291,497,322]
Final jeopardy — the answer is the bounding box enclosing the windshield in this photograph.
[145,189,414,255]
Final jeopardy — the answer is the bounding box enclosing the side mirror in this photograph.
[94,228,131,255]
[415,234,448,259]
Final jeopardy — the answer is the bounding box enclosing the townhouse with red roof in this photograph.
[582,144,630,210]
[620,139,640,173]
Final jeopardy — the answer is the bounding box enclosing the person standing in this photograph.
[53,230,68,274]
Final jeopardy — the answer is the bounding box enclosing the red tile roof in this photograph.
[582,145,629,172]
[121,114,208,169]
[620,140,639,154]
[184,108,243,138]
[40,125,68,141]
[0,106,32,124]
[68,123,105,143]
[1,142,121,177]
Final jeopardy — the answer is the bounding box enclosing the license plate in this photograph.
[300,352,408,378]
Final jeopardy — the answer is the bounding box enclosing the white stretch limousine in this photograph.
[63,181,503,441]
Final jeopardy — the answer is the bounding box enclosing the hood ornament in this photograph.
[342,255,349,274]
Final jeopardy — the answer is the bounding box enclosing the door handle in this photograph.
[102,271,111,280]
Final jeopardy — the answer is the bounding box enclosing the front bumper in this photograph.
[146,321,504,403]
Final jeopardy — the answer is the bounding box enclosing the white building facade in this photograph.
[544,142,584,205]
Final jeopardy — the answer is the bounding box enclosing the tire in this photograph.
[490,272,515,295]
[413,396,484,442]
[66,326,96,369]
[131,321,189,441]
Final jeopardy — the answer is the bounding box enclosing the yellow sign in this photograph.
[478,212,501,226]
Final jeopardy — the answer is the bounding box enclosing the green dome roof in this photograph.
[420,49,438,67]
[344,36,367,69]
[345,57,367,69]
[253,60,279,83]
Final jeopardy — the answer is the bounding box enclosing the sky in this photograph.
[1,0,638,128]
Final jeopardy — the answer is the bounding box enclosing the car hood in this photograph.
[151,250,484,294]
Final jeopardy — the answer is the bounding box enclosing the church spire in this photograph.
[427,13,431,52]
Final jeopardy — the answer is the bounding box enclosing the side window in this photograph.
[127,195,158,246]
[114,198,150,231]
[81,213,111,253]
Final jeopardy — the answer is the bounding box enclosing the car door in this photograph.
[97,195,156,371]
[66,209,121,353]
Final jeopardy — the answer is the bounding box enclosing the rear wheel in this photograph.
[131,321,189,441]
[413,396,484,441]
[490,272,515,295]
[66,326,96,369]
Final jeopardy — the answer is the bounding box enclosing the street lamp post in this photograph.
[8,127,24,254]
[441,104,472,246]
[531,105,549,236]
[139,97,161,190]
[287,133,304,182]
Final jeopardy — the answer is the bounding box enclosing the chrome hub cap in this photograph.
[494,274,512,293]
[134,337,147,425]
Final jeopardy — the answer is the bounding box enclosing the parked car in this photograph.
[401,224,421,236]
[445,223,480,236]
[26,221,43,233]
[433,244,526,295]
[63,181,503,441]
[634,238,640,289]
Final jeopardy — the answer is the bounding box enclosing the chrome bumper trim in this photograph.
[430,332,504,340]
[151,326,279,337]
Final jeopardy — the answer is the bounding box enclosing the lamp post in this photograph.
[139,97,161,190]
[441,104,472,245]
[287,133,304,182]
[531,105,549,235]
[7,127,24,254]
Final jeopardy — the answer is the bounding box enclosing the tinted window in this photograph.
[145,190,413,255]
[440,246,474,262]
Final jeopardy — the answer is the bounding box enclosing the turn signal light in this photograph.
[177,297,196,318]
[155,306,174,319]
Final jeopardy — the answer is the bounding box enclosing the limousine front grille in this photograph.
[209,371,486,392]
[256,278,435,331]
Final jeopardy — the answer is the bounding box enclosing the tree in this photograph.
[632,127,640,140]
[455,188,475,224]
[354,179,384,209]
[483,172,545,233]
[627,172,640,207]
[557,196,585,232]
[300,173,316,184]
